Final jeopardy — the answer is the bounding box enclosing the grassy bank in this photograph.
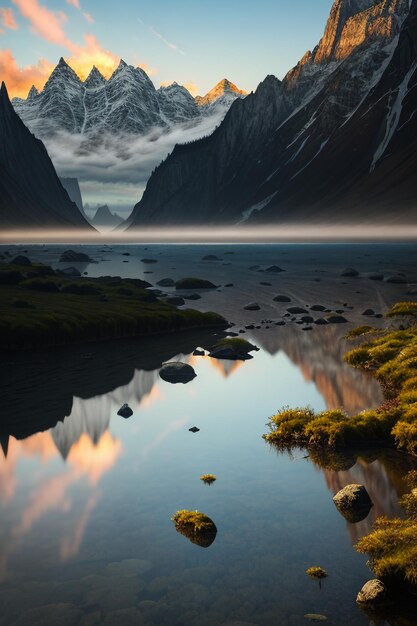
[356,470,417,588]
[0,263,227,351]
[264,303,417,456]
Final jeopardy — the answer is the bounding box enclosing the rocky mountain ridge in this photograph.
[12,59,246,139]
[124,0,415,227]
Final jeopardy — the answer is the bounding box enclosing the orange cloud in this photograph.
[83,11,93,23]
[0,48,53,97]
[0,7,18,29]
[12,0,74,50]
[66,0,79,7]
[67,34,119,79]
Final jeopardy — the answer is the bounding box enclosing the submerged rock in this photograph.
[159,362,197,384]
[11,255,32,266]
[362,309,375,316]
[209,338,258,360]
[327,315,348,324]
[333,484,373,523]
[273,295,291,302]
[117,404,133,419]
[341,267,359,277]
[175,277,217,290]
[386,274,407,284]
[356,579,388,607]
[59,250,93,263]
[243,302,260,311]
[157,278,175,287]
[287,306,308,314]
[265,265,285,273]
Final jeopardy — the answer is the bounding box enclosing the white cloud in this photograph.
[46,111,226,211]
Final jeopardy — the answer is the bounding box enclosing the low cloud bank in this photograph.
[45,110,226,212]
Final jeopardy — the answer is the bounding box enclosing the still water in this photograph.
[1,243,417,625]
[0,330,416,626]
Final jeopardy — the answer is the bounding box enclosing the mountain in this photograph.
[91,204,123,229]
[195,79,247,113]
[59,177,84,213]
[12,59,245,139]
[125,0,415,227]
[0,82,92,230]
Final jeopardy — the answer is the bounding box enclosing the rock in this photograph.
[300,315,314,323]
[275,321,286,326]
[314,318,328,325]
[302,326,313,331]
[386,274,407,284]
[356,579,388,606]
[183,293,201,300]
[265,265,285,273]
[362,309,375,316]
[165,296,185,305]
[310,304,326,311]
[202,254,220,261]
[273,295,291,302]
[172,510,217,548]
[260,281,272,286]
[175,277,217,290]
[141,258,158,263]
[327,315,348,323]
[189,426,200,433]
[333,484,373,522]
[341,267,359,277]
[244,302,260,311]
[368,273,384,280]
[287,306,308,314]
[159,362,197,384]
[225,283,234,287]
[193,349,205,356]
[117,404,133,418]
[58,266,81,277]
[122,252,130,256]
[59,250,93,263]
[11,255,32,266]
[157,278,175,287]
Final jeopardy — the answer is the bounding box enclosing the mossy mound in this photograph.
[356,471,417,588]
[175,277,217,290]
[200,474,216,485]
[172,510,217,548]
[306,566,328,579]
[0,264,227,351]
[264,303,417,455]
[208,337,258,360]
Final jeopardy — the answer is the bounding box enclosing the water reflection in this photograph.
[0,325,414,625]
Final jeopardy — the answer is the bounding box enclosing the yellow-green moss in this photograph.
[0,264,227,351]
[172,510,216,533]
[356,471,417,586]
[306,566,328,579]
[264,304,417,455]
[200,474,217,485]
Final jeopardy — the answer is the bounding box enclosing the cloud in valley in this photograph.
[45,111,226,211]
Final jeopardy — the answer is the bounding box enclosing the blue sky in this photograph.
[2,0,334,97]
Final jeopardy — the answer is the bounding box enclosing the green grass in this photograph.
[264,303,417,456]
[0,263,227,351]
[356,471,417,587]
[212,337,257,353]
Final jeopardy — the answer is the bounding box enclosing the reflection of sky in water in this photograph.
[0,346,415,625]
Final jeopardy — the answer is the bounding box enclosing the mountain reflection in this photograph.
[251,325,383,414]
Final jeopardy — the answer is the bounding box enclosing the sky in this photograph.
[1,0,334,98]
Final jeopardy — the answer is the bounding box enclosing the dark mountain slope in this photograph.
[0,82,92,230]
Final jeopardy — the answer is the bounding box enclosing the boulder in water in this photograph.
[117,404,133,419]
[159,362,197,384]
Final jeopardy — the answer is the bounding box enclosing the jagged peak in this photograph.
[195,78,247,106]
[58,56,69,68]
[28,85,39,99]
[84,65,106,87]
